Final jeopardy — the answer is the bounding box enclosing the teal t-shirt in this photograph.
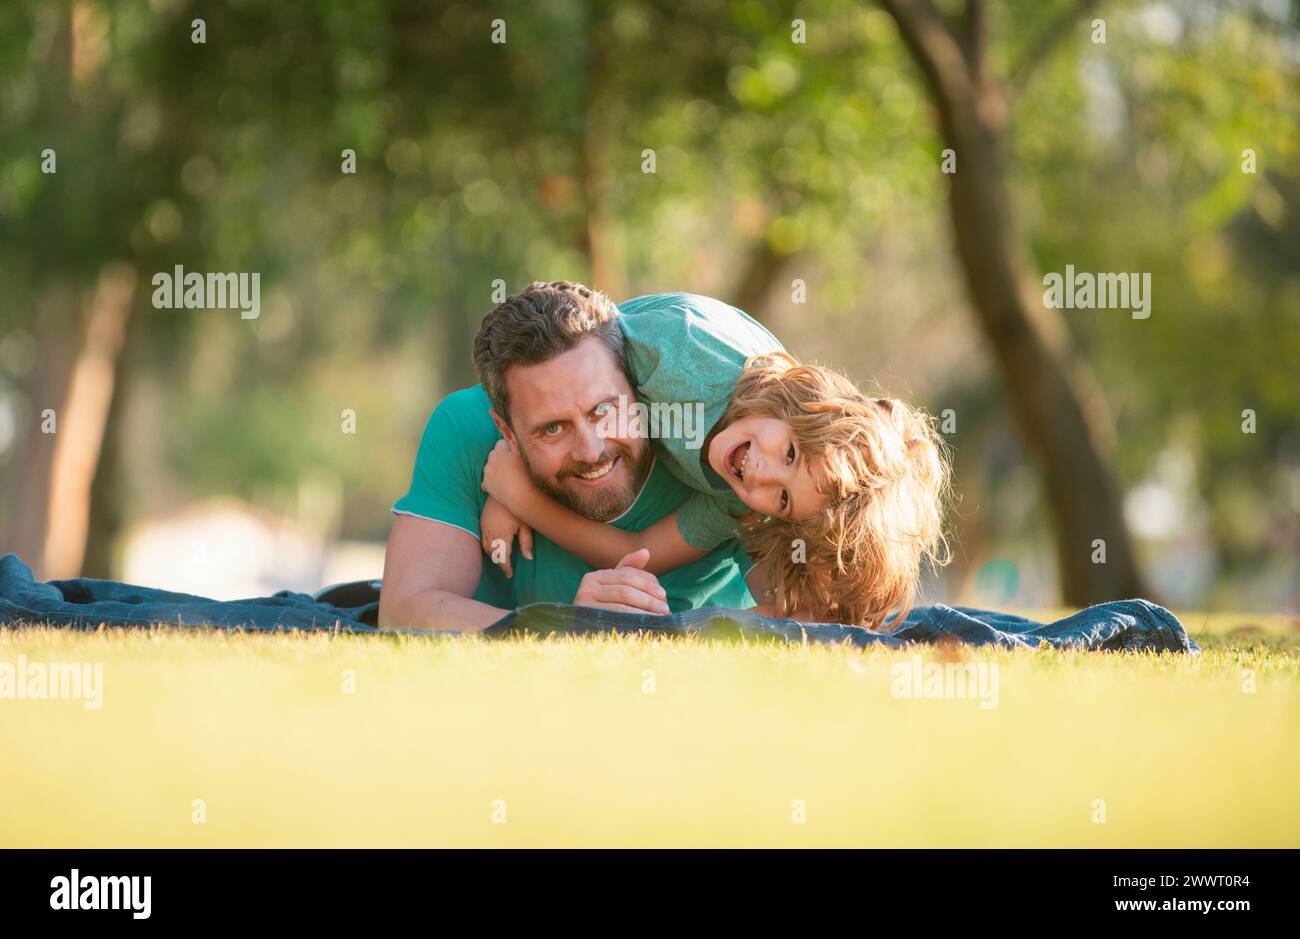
[616,293,786,551]
[391,385,756,613]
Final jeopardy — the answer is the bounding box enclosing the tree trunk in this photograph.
[880,0,1147,603]
[4,267,136,579]
[41,263,138,579]
[579,6,624,299]
[732,236,795,322]
[83,287,143,579]
[3,287,77,574]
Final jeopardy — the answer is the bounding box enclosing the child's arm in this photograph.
[745,564,777,616]
[481,440,706,575]
[479,495,533,578]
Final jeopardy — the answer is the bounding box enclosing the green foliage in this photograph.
[0,0,1295,605]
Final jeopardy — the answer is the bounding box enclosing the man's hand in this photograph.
[572,548,671,615]
[481,438,536,511]
[480,495,534,578]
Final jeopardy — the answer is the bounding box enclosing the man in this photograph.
[378,281,755,632]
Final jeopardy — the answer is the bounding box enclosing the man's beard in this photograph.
[524,440,652,522]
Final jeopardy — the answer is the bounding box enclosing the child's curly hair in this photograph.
[726,353,952,629]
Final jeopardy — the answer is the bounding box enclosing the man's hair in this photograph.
[725,354,952,629]
[472,281,626,423]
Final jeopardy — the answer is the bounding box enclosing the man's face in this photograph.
[493,337,652,522]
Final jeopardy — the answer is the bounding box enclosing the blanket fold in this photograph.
[0,553,1198,652]
[0,554,377,633]
[484,600,1199,651]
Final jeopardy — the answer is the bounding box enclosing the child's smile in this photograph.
[725,440,752,480]
[708,416,829,520]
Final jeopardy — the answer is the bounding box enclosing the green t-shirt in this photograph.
[616,293,786,550]
[391,385,756,613]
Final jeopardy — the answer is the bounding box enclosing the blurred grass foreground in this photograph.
[2,616,1296,848]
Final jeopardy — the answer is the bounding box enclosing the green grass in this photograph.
[1,610,1296,847]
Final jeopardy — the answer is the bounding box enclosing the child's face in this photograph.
[707,415,829,520]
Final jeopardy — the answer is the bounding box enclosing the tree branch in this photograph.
[959,0,986,84]
[1009,0,1100,95]
[879,0,978,124]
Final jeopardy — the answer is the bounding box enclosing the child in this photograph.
[479,291,950,628]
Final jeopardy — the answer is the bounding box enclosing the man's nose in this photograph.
[571,422,606,465]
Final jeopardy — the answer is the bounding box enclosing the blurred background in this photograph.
[0,0,1296,611]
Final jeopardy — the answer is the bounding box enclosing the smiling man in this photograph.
[378,281,756,632]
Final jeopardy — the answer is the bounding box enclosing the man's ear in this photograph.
[489,408,515,446]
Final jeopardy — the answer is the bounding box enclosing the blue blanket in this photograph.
[0,553,1198,652]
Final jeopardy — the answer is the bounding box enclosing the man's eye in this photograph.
[593,402,613,418]
[544,423,563,436]
[780,490,789,512]
[786,444,796,464]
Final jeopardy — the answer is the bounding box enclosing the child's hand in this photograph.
[480,495,534,578]
[481,439,535,511]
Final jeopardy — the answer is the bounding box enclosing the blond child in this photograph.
[480,291,949,628]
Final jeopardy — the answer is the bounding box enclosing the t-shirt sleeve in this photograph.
[391,395,489,539]
[674,490,747,552]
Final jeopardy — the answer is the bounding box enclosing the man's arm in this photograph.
[379,515,675,631]
[378,514,506,632]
